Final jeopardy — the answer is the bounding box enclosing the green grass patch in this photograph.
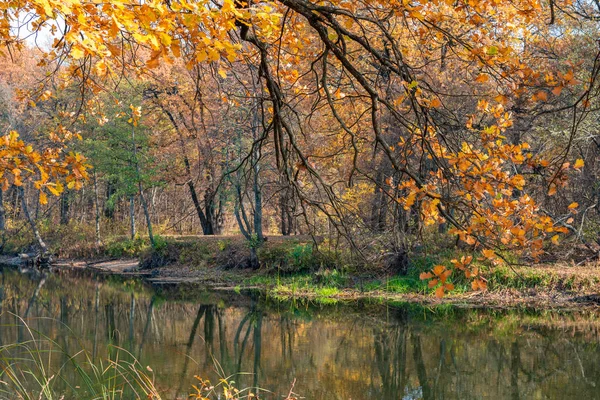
[315,287,340,297]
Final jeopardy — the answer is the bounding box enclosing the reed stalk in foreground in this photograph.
[0,314,299,400]
[0,314,161,400]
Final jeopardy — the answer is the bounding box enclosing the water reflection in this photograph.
[0,268,599,399]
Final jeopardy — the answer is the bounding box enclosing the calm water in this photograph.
[1,268,600,399]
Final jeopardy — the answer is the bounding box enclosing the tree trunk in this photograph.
[11,187,19,220]
[201,189,215,235]
[131,124,155,248]
[104,179,116,220]
[129,195,136,239]
[161,105,215,235]
[279,184,295,236]
[34,191,40,221]
[138,185,155,247]
[280,190,288,235]
[0,189,6,232]
[19,187,48,254]
[0,189,5,252]
[93,171,101,249]
[214,189,226,235]
[252,146,263,242]
[249,246,259,270]
[60,190,70,225]
[371,169,388,232]
[234,191,251,240]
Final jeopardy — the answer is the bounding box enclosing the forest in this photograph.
[1,0,600,296]
[2,1,600,399]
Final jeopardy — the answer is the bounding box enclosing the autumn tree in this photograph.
[142,61,228,235]
[0,49,89,254]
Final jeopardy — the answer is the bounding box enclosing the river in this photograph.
[0,267,598,399]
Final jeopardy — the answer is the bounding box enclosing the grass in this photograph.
[0,315,162,399]
[235,252,600,306]
[486,264,600,291]
[0,313,299,400]
[240,249,473,300]
[315,287,340,297]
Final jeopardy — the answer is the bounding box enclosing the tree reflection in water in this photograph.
[0,268,599,399]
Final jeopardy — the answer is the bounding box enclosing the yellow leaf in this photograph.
[432,265,446,276]
[40,90,52,101]
[551,235,559,245]
[482,249,495,259]
[171,41,181,58]
[71,46,85,60]
[548,184,557,196]
[552,86,563,96]
[107,43,121,56]
[47,185,60,196]
[533,91,548,102]
[574,159,584,170]
[435,286,445,298]
[419,272,433,280]
[218,68,227,79]
[475,74,489,83]
[196,50,207,63]
[146,56,160,69]
[568,202,578,214]
[494,94,507,104]
[471,279,487,291]
[409,9,424,20]
[39,192,48,205]
[207,48,220,61]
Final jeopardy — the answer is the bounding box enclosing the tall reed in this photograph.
[0,314,162,399]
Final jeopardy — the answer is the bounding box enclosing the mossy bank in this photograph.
[126,236,600,310]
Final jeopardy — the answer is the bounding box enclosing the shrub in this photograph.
[106,236,149,257]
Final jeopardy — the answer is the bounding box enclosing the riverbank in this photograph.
[140,263,600,310]
[24,255,600,310]
[4,235,600,310]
